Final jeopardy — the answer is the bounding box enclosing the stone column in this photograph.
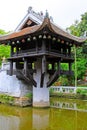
[33,58,49,107]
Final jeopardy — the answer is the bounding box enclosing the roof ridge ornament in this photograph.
[28,6,32,13]
[45,10,49,18]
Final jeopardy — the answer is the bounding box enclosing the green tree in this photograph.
[0,29,10,65]
[0,45,10,64]
[0,29,8,35]
[66,12,87,80]
[67,12,87,37]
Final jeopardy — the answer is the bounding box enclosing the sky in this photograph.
[0,0,87,32]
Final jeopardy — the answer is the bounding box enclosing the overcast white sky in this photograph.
[0,0,87,31]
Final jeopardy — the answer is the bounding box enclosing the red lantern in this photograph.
[22,39,25,43]
[61,40,64,44]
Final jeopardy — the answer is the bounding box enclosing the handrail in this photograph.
[51,86,87,94]
[12,48,73,59]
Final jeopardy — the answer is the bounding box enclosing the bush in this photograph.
[0,94,14,104]
[76,88,87,97]
[58,76,69,86]
[49,88,54,95]
[80,89,87,96]
[76,88,82,94]
[78,84,87,87]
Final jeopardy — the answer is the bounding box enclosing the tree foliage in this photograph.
[0,29,10,65]
[0,29,8,35]
[67,12,87,80]
[67,12,87,37]
[0,45,10,64]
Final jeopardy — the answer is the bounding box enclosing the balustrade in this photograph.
[12,48,73,59]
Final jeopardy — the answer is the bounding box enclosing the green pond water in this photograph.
[0,98,87,130]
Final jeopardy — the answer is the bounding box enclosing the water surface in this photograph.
[0,98,87,130]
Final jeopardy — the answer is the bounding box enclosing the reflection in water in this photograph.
[0,116,19,130]
[0,98,87,130]
[33,109,49,130]
[50,98,87,111]
[51,101,77,110]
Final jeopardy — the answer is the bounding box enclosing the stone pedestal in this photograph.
[33,87,49,107]
[33,59,50,107]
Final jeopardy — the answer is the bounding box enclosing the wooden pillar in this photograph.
[68,47,71,56]
[36,41,38,53]
[42,40,46,52]
[58,60,61,73]
[24,58,28,76]
[11,46,13,56]
[69,62,72,72]
[58,43,61,53]
[42,55,46,73]
[16,46,19,54]
[52,62,55,71]
[49,40,51,51]
[28,63,32,69]
[60,47,63,54]
[16,61,19,69]
[10,60,13,75]
[64,46,67,55]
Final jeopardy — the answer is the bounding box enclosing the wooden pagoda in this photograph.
[0,11,85,107]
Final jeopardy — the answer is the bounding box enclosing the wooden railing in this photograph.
[12,48,73,59]
[60,70,74,75]
[48,70,74,75]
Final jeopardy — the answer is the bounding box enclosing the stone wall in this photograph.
[0,62,32,106]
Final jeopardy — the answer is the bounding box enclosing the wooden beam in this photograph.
[47,70,60,87]
[40,73,45,88]
[47,60,61,87]
[17,70,37,87]
[24,58,28,76]
[27,71,37,87]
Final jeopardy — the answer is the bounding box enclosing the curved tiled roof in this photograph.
[0,25,40,41]
[0,17,86,44]
[37,17,86,43]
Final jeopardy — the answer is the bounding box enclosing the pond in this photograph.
[0,98,87,130]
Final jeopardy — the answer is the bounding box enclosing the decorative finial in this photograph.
[28,6,32,13]
[45,10,49,18]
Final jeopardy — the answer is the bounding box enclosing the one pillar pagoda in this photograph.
[0,9,85,107]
